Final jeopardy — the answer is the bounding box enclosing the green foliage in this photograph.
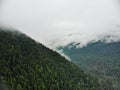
[0,29,102,90]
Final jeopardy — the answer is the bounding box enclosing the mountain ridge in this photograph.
[0,28,104,90]
[49,32,120,49]
[57,40,120,90]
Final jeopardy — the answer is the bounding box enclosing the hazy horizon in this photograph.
[0,0,120,48]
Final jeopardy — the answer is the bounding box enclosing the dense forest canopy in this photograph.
[0,28,108,90]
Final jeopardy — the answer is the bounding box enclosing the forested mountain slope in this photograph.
[58,41,120,90]
[0,28,104,90]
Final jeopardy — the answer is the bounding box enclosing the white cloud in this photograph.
[0,0,120,49]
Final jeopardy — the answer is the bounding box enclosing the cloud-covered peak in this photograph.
[48,26,120,49]
[0,0,120,49]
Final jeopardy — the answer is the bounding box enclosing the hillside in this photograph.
[0,28,104,90]
[58,41,120,89]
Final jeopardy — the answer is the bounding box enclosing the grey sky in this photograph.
[0,0,120,48]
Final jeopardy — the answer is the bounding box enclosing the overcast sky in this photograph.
[0,0,120,48]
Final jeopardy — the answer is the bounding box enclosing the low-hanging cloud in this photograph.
[0,0,120,49]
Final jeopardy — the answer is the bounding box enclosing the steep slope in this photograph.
[58,41,120,89]
[0,28,103,90]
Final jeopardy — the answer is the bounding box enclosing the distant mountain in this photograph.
[0,28,105,90]
[57,41,120,90]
